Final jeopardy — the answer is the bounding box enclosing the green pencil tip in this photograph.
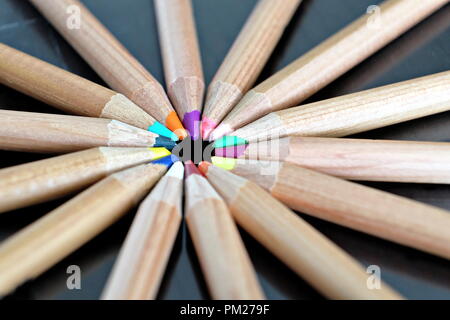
[214,136,248,148]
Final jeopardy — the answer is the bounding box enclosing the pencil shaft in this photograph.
[0,110,164,153]
[0,43,155,130]
[0,147,168,214]
[185,173,264,299]
[102,163,184,300]
[216,137,450,183]
[155,0,204,139]
[30,0,187,138]
[214,0,449,137]
[227,161,450,259]
[202,0,301,139]
[233,71,450,143]
[202,165,402,299]
[0,163,166,297]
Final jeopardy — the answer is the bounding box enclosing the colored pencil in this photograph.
[184,161,264,299]
[102,161,184,300]
[0,147,170,214]
[214,136,450,184]
[215,71,450,147]
[0,110,176,153]
[210,158,450,260]
[29,0,188,140]
[209,0,449,140]
[0,157,174,297]
[201,0,302,139]
[199,162,403,299]
[0,43,177,141]
[155,0,204,140]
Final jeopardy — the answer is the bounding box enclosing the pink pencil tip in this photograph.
[214,145,248,158]
[201,117,217,140]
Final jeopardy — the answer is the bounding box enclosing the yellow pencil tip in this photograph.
[211,157,237,170]
[149,147,171,160]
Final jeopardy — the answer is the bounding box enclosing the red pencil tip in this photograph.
[198,161,211,175]
[184,160,202,177]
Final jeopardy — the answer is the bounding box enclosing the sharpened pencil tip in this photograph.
[211,157,237,170]
[209,123,233,141]
[198,161,211,175]
[214,136,248,148]
[201,117,217,140]
[166,111,188,140]
[149,147,171,160]
[184,160,202,177]
[148,121,179,141]
[151,154,180,167]
[183,110,201,140]
[214,144,248,157]
[166,161,185,179]
[154,137,177,150]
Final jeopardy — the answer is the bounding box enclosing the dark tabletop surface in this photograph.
[0,0,449,300]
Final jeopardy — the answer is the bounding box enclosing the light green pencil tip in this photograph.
[214,136,248,148]
[211,157,237,170]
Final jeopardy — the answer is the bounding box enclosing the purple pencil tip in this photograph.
[183,110,201,140]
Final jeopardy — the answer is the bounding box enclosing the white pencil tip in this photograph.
[166,161,184,179]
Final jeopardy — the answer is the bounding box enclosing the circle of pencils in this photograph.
[0,0,449,301]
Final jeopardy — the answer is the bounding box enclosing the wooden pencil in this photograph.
[210,158,450,260]
[184,161,264,300]
[209,0,450,140]
[214,136,450,184]
[0,44,178,140]
[201,0,302,139]
[216,70,450,146]
[0,110,176,153]
[0,158,173,297]
[102,161,184,300]
[199,162,403,299]
[0,147,170,214]
[30,0,188,140]
[155,0,204,140]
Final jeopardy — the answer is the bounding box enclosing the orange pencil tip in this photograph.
[198,161,211,175]
[166,111,188,140]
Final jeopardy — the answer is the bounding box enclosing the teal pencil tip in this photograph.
[214,136,248,148]
[148,121,179,142]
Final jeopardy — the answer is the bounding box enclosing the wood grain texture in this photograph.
[0,110,160,153]
[29,0,175,123]
[228,161,450,260]
[0,43,155,129]
[226,136,450,183]
[0,163,166,297]
[185,174,264,300]
[154,0,204,119]
[102,162,184,300]
[0,147,162,214]
[216,0,449,134]
[203,165,402,299]
[201,0,302,137]
[233,71,450,142]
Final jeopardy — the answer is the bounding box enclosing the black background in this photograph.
[0,0,449,300]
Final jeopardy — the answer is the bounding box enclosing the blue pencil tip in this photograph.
[154,137,177,150]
